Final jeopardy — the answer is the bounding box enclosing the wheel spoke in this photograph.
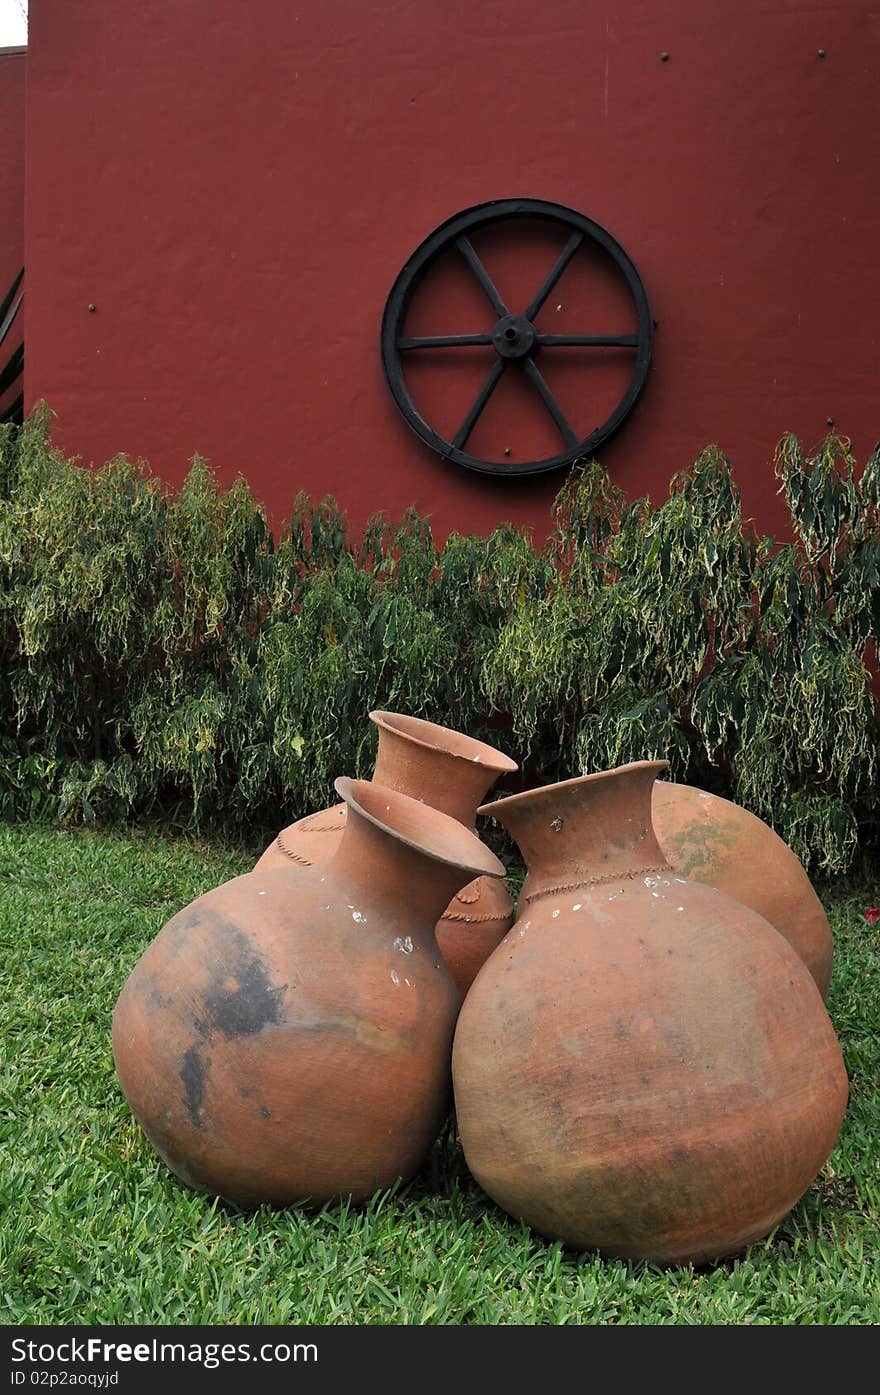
[455,236,509,316]
[452,359,506,449]
[398,333,494,350]
[522,359,579,449]
[524,232,584,321]
[536,333,639,348]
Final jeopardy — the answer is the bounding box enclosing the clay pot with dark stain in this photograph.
[652,780,833,996]
[453,761,848,1264]
[255,712,518,997]
[113,778,505,1207]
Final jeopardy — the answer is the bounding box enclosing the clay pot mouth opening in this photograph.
[478,760,670,819]
[369,711,518,776]
[335,776,506,880]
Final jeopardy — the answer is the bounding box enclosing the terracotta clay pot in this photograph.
[113,778,505,1207]
[652,781,833,997]
[454,761,848,1264]
[255,712,518,997]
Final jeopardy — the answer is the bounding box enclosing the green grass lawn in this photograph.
[1,821,878,1325]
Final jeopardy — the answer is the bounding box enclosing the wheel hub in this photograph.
[492,314,536,360]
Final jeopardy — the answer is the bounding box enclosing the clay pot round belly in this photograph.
[652,780,833,997]
[453,761,848,1264]
[113,778,505,1208]
[255,712,518,996]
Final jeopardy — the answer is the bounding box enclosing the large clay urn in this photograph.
[454,761,848,1264]
[113,778,505,1207]
[255,712,518,996]
[652,781,833,997]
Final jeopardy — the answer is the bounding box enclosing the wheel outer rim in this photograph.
[380,198,654,479]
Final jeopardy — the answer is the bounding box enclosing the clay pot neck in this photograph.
[480,762,670,896]
[370,711,517,828]
[329,777,504,932]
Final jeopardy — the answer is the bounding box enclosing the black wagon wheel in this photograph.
[381,198,654,478]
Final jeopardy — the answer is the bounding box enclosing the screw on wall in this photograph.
[660,52,670,63]
[826,417,835,427]
[88,304,96,312]
[817,49,827,59]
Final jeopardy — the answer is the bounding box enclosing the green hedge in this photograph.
[1,407,878,873]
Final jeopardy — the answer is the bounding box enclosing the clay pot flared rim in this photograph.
[369,711,518,776]
[335,776,506,881]
[477,759,670,820]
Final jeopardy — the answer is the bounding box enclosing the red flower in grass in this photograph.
[865,907,880,924]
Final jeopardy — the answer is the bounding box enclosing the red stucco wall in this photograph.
[0,45,25,416]
[0,47,24,284]
[24,2,880,539]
